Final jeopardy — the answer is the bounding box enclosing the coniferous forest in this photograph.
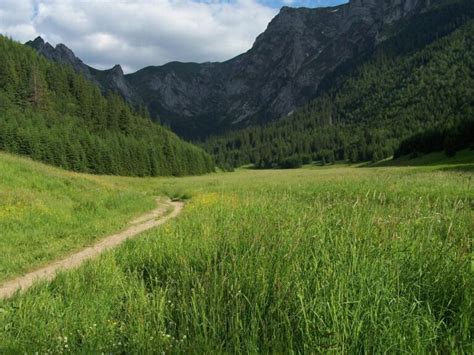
[203,1,474,169]
[0,36,214,176]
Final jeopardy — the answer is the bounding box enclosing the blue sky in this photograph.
[0,0,349,72]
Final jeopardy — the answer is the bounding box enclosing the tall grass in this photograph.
[0,153,472,352]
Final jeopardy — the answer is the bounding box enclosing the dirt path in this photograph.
[0,198,184,300]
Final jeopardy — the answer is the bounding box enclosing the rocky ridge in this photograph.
[27,0,434,138]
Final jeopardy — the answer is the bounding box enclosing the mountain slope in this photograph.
[25,36,140,106]
[0,36,214,176]
[203,1,474,168]
[127,0,434,138]
[27,0,436,139]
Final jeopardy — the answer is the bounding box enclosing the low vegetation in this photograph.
[0,151,472,352]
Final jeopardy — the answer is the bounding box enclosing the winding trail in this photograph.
[0,198,184,300]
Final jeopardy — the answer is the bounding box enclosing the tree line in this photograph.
[0,36,214,176]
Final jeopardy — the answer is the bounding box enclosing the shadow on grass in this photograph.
[364,149,474,169]
[241,161,344,171]
[439,165,474,173]
[236,150,474,171]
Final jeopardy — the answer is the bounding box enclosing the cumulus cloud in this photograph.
[0,0,346,73]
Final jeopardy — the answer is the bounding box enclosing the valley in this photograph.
[0,0,473,352]
[0,151,473,352]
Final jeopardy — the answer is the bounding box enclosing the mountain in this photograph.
[203,0,474,169]
[27,0,436,139]
[25,36,140,105]
[0,36,214,176]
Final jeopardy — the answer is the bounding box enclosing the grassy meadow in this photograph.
[0,152,156,281]
[0,151,473,352]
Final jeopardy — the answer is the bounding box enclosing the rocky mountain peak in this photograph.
[111,64,124,76]
[26,36,55,59]
[30,36,45,46]
[26,0,439,138]
[25,37,138,104]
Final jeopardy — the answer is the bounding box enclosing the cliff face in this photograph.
[27,0,433,138]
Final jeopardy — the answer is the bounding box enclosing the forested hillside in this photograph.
[0,36,214,176]
[204,0,474,169]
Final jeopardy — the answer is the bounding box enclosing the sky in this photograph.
[0,0,347,73]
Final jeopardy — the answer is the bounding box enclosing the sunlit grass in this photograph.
[0,152,155,281]
[0,150,472,352]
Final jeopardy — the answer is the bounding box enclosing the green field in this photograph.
[0,152,473,352]
[0,152,157,281]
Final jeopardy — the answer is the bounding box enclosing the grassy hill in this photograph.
[0,151,472,352]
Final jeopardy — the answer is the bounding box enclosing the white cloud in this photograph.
[0,0,278,73]
[0,0,37,40]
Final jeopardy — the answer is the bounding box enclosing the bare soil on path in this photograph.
[0,198,184,300]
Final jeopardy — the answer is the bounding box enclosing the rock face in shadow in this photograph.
[27,0,433,138]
